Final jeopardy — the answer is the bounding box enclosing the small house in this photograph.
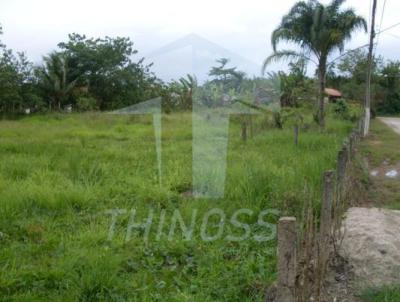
[324,88,342,103]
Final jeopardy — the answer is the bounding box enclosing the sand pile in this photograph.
[341,207,400,288]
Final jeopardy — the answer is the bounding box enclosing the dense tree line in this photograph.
[0,12,399,116]
[0,25,41,113]
[0,27,164,114]
[328,49,400,115]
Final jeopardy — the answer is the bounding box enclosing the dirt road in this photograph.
[379,117,400,134]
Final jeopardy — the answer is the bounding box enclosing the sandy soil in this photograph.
[343,119,400,291]
[341,207,400,288]
[322,207,400,302]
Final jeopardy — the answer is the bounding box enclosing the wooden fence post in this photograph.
[320,170,335,244]
[355,129,360,144]
[316,171,336,300]
[336,148,347,210]
[343,140,350,163]
[358,118,364,135]
[337,148,347,183]
[349,134,355,160]
[277,217,297,302]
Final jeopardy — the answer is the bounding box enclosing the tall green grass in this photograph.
[361,286,400,302]
[0,112,353,301]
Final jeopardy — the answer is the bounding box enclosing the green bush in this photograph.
[76,96,98,112]
[332,99,350,120]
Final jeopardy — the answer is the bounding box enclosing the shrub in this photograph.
[332,99,350,120]
[76,96,98,112]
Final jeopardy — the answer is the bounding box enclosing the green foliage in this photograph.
[331,48,400,115]
[0,27,41,113]
[360,286,400,302]
[376,61,400,114]
[332,99,350,120]
[76,96,98,112]
[328,48,384,106]
[57,33,162,110]
[272,110,285,129]
[263,0,367,126]
[268,59,314,107]
[36,52,76,111]
[162,74,196,112]
[209,58,245,92]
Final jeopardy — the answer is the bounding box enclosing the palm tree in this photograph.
[263,0,367,127]
[209,58,245,90]
[38,52,76,110]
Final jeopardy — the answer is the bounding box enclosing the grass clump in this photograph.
[360,286,400,302]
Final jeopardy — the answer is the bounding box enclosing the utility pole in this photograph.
[364,0,378,137]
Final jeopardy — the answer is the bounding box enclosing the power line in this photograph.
[375,0,387,53]
[328,19,400,66]
[386,32,400,39]
[328,43,371,66]
[376,21,400,35]
[378,0,387,32]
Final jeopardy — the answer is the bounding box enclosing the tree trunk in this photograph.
[318,59,327,128]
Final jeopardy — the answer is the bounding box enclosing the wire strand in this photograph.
[376,21,400,35]
[375,0,388,53]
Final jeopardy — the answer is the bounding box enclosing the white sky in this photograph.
[1,0,399,76]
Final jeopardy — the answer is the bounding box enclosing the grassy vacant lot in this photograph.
[0,112,353,301]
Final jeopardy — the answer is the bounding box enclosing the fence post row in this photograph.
[275,118,363,301]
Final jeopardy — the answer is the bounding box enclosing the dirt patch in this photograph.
[369,140,383,146]
[322,207,400,302]
[342,208,400,287]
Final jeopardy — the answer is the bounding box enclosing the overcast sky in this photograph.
[1,0,399,78]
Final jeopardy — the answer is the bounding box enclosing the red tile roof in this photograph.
[324,88,342,97]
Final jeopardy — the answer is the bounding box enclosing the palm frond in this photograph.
[262,51,313,75]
